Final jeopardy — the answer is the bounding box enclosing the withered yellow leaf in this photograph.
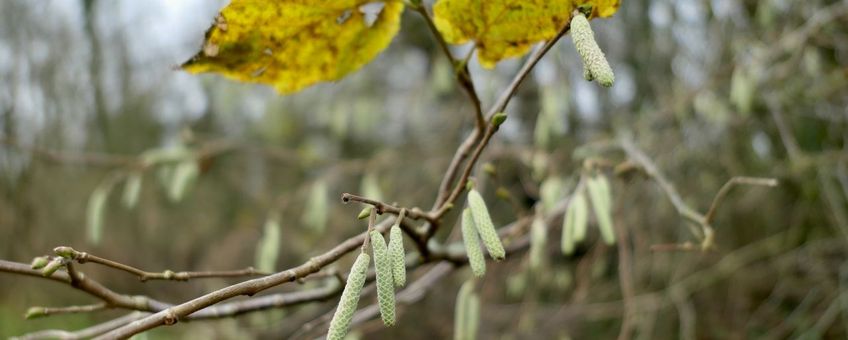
[183,0,405,94]
[433,0,620,68]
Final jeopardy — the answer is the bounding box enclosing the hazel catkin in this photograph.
[467,189,506,260]
[327,252,370,340]
[370,231,397,326]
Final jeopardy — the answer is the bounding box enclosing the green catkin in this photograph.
[370,231,397,326]
[462,208,486,277]
[327,252,370,340]
[466,293,480,340]
[529,215,547,270]
[388,224,406,287]
[587,175,615,244]
[571,191,589,242]
[571,12,615,87]
[467,189,506,260]
[454,280,479,340]
[122,173,142,209]
[86,183,109,245]
[562,190,589,255]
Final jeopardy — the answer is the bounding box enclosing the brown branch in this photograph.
[0,259,170,313]
[703,177,779,225]
[428,19,574,235]
[620,137,778,251]
[13,312,149,340]
[619,137,708,240]
[25,303,108,319]
[53,246,268,282]
[94,217,397,339]
[411,4,485,131]
[340,193,436,224]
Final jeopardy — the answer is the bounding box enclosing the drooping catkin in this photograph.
[388,224,406,287]
[587,175,615,244]
[461,208,486,277]
[370,231,396,326]
[122,173,142,209]
[454,280,480,340]
[529,215,547,271]
[467,189,506,260]
[327,252,370,340]
[562,197,576,256]
[571,190,589,242]
[571,12,615,87]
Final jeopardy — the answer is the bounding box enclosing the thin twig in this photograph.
[341,193,435,224]
[25,303,108,319]
[54,246,268,282]
[703,177,779,225]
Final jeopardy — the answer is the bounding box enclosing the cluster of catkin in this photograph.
[462,189,507,277]
[327,216,406,340]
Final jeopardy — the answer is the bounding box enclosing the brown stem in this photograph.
[55,247,268,282]
[341,193,435,224]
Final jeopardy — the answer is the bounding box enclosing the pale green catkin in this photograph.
[86,183,110,245]
[462,208,486,277]
[122,173,142,209]
[327,252,370,340]
[388,224,406,287]
[370,231,397,326]
[467,190,506,260]
[571,12,615,87]
[561,190,589,255]
[466,293,480,340]
[529,215,547,270]
[587,175,616,245]
[571,191,589,242]
[454,280,479,340]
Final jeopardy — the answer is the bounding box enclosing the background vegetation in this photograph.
[1,0,847,338]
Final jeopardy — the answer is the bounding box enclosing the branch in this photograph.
[411,4,485,131]
[619,137,778,251]
[94,217,397,339]
[340,193,435,224]
[12,312,149,340]
[54,246,268,282]
[24,303,108,319]
[428,19,574,231]
[703,177,779,225]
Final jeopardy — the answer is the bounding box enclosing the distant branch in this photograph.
[619,137,778,251]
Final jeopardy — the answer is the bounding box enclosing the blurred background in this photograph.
[1,0,847,338]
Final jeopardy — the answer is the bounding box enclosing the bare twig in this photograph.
[620,137,777,251]
[341,193,435,224]
[703,177,779,225]
[54,246,268,282]
[25,303,108,319]
[411,4,485,131]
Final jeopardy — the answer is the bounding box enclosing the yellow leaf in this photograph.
[433,0,620,68]
[183,0,405,94]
